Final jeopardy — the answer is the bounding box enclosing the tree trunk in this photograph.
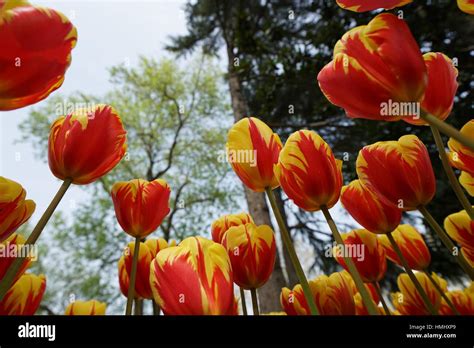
[227,66,288,313]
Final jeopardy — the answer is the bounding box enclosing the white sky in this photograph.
[0,0,189,223]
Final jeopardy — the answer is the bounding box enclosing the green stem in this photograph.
[0,178,72,300]
[320,205,379,315]
[125,237,140,315]
[374,282,390,315]
[420,112,474,151]
[418,205,474,280]
[424,270,460,315]
[250,288,259,316]
[240,287,248,316]
[386,232,438,315]
[265,188,319,315]
[430,126,474,220]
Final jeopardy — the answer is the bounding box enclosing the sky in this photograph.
[0,0,189,224]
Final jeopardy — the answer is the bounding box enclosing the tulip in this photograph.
[149,236,235,315]
[334,229,387,283]
[392,272,440,315]
[118,241,154,300]
[49,104,127,185]
[341,179,401,234]
[448,120,474,175]
[211,213,254,244]
[0,273,45,315]
[440,289,474,315]
[65,300,106,315]
[111,179,171,239]
[458,0,474,14]
[357,135,436,211]
[222,223,276,289]
[379,225,431,271]
[408,53,458,126]
[0,234,33,284]
[460,171,474,196]
[444,209,474,262]
[318,13,426,123]
[336,0,411,12]
[226,117,282,192]
[0,177,35,242]
[275,130,342,212]
[0,0,77,110]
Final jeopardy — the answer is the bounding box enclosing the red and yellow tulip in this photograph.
[144,238,176,256]
[318,13,426,123]
[0,0,77,110]
[334,229,387,283]
[341,179,401,234]
[65,300,107,315]
[222,223,276,289]
[0,273,45,315]
[459,171,474,196]
[336,0,411,12]
[356,135,436,211]
[0,177,35,242]
[111,179,170,239]
[48,105,127,185]
[118,241,154,300]
[281,272,355,315]
[211,213,254,244]
[410,53,458,126]
[226,117,282,192]
[340,270,384,315]
[444,209,474,265]
[0,233,33,284]
[458,0,474,14]
[149,236,235,315]
[440,289,474,315]
[379,225,431,271]
[275,130,342,212]
[392,272,441,315]
[448,120,474,175]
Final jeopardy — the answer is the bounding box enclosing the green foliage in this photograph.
[20,56,241,314]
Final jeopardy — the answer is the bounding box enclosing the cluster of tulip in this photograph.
[0,0,474,316]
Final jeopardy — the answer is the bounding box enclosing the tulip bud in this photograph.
[379,225,431,271]
[65,300,107,315]
[111,179,171,239]
[0,0,77,110]
[410,53,458,126]
[357,135,436,210]
[211,213,254,244]
[149,236,235,315]
[48,105,127,185]
[118,241,154,300]
[448,120,474,175]
[392,272,441,315]
[226,117,282,192]
[145,238,176,257]
[339,270,383,315]
[0,234,33,284]
[0,273,46,315]
[457,0,474,14]
[341,180,401,234]
[444,209,474,265]
[440,289,474,315]
[0,177,35,242]
[222,223,276,289]
[336,0,412,12]
[275,130,342,211]
[334,229,386,283]
[318,13,426,123]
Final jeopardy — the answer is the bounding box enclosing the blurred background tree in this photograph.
[168,0,473,298]
[19,56,241,314]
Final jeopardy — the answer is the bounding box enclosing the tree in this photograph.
[20,56,241,314]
